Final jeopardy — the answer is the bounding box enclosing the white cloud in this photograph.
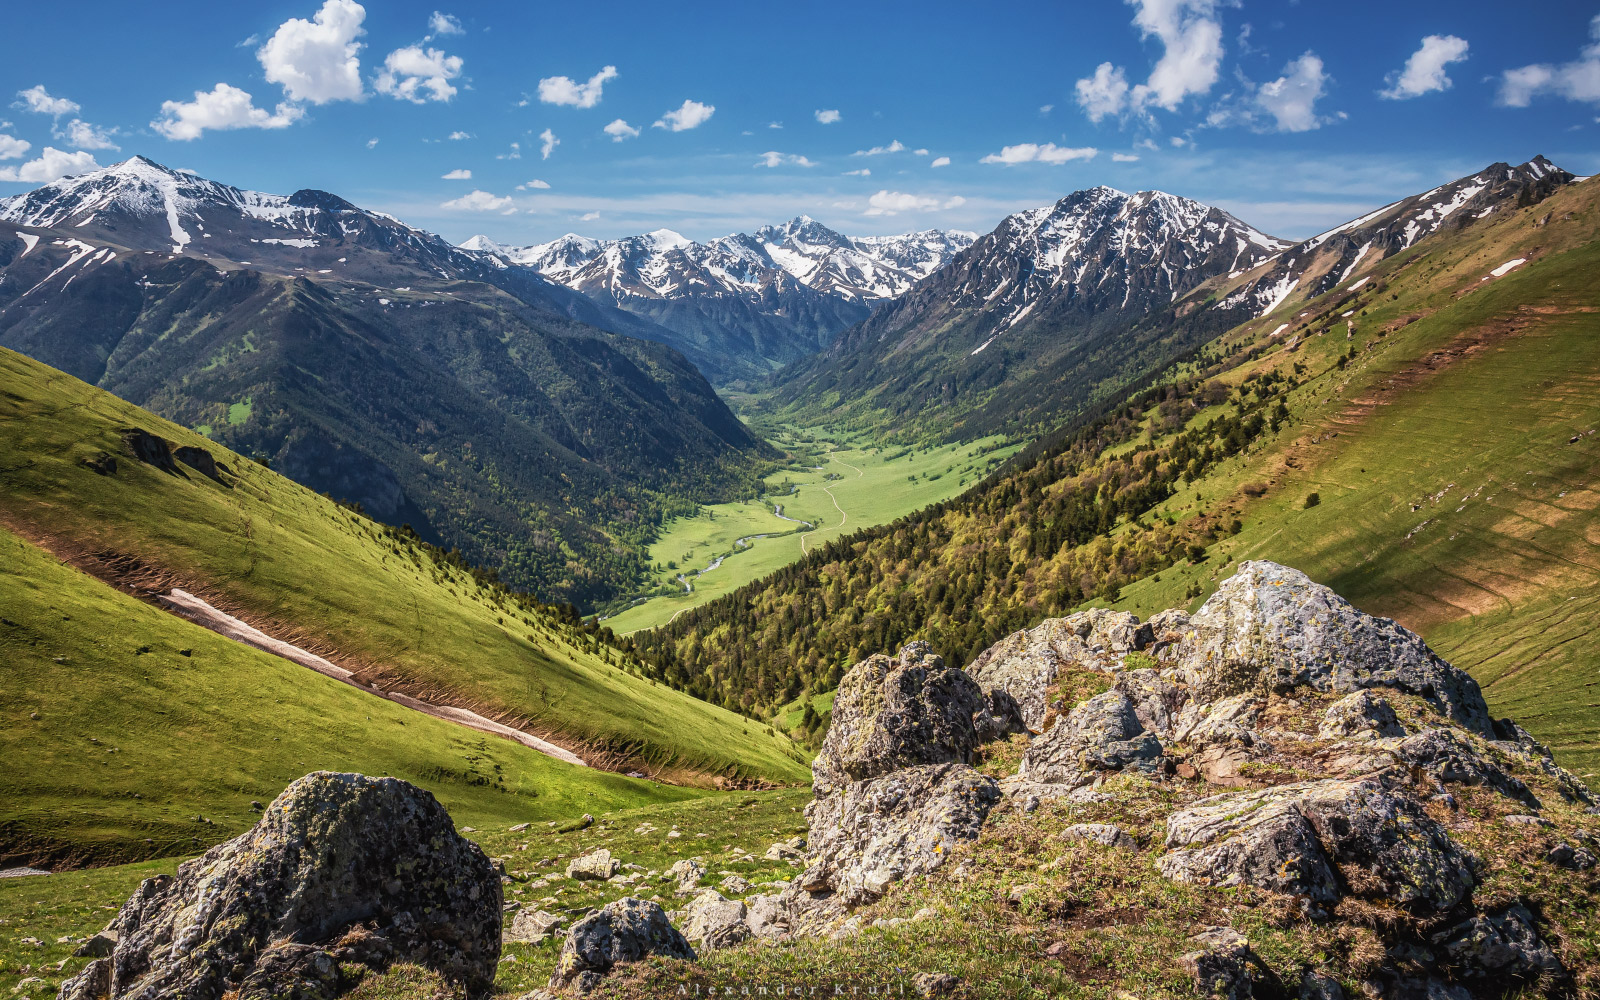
[516,179,551,190]
[980,142,1098,165]
[1073,0,1224,121]
[0,135,30,160]
[1112,152,1141,162]
[1381,35,1469,100]
[539,128,559,159]
[0,147,100,183]
[448,130,473,140]
[604,118,641,141]
[1039,103,1055,114]
[538,66,617,108]
[496,142,520,160]
[375,45,463,103]
[654,99,715,131]
[428,11,464,36]
[767,121,783,129]
[366,137,379,148]
[579,211,601,221]
[756,151,816,168]
[442,168,471,179]
[14,85,79,117]
[863,190,966,216]
[55,119,119,151]
[814,108,841,124]
[1254,52,1330,132]
[853,139,905,156]
[258,0,367,105]
[930,156,950,168]
[152,83,304,141]
[441,189,515,212]
[1076,63,1131,121]
[1498,15,1600,107]
[843,168,871,176]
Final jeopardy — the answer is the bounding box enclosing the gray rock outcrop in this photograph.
[1017,690,1162,787]
[968,610,1153,731]
[56,772,500,1000]
[549,897,695,993]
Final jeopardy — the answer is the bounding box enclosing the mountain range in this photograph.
[0,156,768,603]
[461,218,974,385]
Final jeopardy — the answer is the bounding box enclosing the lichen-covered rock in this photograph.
[1319,690,1406,740]
[1394,728,1540,807]
[666,858,706,895]
[968,611,1152,732]
[1173,693,1264,748]
[742,894,790,939]
[1431,904,1564,982]
[549,897,695,993]
[1178,927,1255,999]
[504,909,563,945]
[1162,777,1475,912]
[1162,562,1493,734]
[1491,718,1597,805]
[567,849,620,881]
[812,642,1012,795]
[1060,823,1137,850]
[1114,668,1187,738]
[792,763,999,917]
[1018,690,1161,786]
[679,891,751,950]
[55,772,500,1000]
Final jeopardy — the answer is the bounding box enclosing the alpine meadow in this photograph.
[3,4,1600,1000]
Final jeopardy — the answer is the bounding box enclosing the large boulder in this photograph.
[793,763,999,914]
[1161,562,1493,734]
[1017,690,1162,787]
[812,641,1011,795]
[1162,777,1476,912]
[968,610,1153,731]
[549,897,695,993]
[56,772,500,1000]
[679,891,751,950]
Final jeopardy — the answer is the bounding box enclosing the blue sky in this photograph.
[3,1,1599,243]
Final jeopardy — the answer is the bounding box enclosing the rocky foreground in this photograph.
[58,562,1599,999]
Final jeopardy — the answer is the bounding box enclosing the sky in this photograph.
[3,1,1599,245]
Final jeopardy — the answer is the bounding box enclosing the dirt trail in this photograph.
[800,450,863,555]
[159,589,588,768]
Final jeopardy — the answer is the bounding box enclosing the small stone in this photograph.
[913,971,959,997]
[548,897,695,992]
[718,874,752,895]
[1060,823,1137,850]
[1503,814,1551,828]
[567,849,621,881]
[1548,843,1597,870]
[1008,883,1036,905]
[504,909,563,944]
[509,823,530,832]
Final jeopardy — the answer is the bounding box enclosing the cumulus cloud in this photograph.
[55,119,119,151]
[1381,35,1469,99]
[980,142,1098,165]
[539,129,559,159]
[1254,52,1330,132]
[0,134,30,160]
[843,168,870,176]
[442,168,471,179]
[14,85,80,117]
[516,178,550,190]
[864,190,966,216]
[603,118,641,141]
[0,146,100,183]
[653,99,715,131]
[1498,15,1600,107]
[814,108,841,124]
[929,156,950,168]
[152,83,305,141]
[853,139,905,156]
[1112,152,1141,162]
[258,0,367,105]
[375,45,463,103]
[755,151,816,168]
[538,66,617,108]
[441,189,515,212]
[427,11,463,36]
[1073,0,1225,120]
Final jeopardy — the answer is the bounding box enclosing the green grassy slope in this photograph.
[0,524,696,868]
[0,349,810,788]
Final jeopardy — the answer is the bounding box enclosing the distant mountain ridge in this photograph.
[461,218,975,384]
[0,156,769,604]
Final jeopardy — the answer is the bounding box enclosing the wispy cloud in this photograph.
[1498,15,1600,107]
[864,190,966,216]
[756,151,816,168]
[853,139,905,156]
[980,142,1098,165]
[442,168,471,179]
[539,128,559,159]
[441,189,515,212]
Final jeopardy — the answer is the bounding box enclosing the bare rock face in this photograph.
[1017,690,1162,787]
[1178,927,1256,999]
[1162,561,1494,734]
[57,772,501,1000]
[1394,728,1540,808]
[968,610,1153,731]
[679,891,751,950]
[1431,904,1564,985]
[1162,777,1476,913]
[549,897,695,993]
[504,909,563,945]
[812,641,1013,795]
[567,849,620,881]
[795,763,1000,914]
[1319,690,1406,740]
